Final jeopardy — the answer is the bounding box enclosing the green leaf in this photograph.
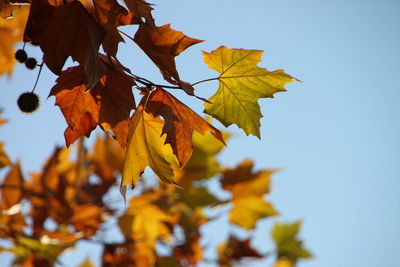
[202,46,295,137]
[271,221,312,263]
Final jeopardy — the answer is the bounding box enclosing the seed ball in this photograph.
[15,49,28,63]
[17,92,40,113]
[25,58,37,70]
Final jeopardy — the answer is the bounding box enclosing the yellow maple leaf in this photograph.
[118,191,173,247]
[121,105,179,197]
[202,46,295,137]
[222,160,278,230]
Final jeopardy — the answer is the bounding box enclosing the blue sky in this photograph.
[1,0,400,267]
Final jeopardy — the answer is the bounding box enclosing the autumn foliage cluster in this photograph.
[1,0,311,266]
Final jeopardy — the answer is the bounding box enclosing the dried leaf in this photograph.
[123,0,154,27]
[71,204,103,238]
[145,87,224,166]
[203,46,295,137]
[0,142,11,168]
[50,58,135,147]
[94,0,138,57]
[24,0,106,88]
[134,24,203,95]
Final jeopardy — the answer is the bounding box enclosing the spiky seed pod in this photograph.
[15,49,28,63]
[17,92,40,113]
[25,58,37,70]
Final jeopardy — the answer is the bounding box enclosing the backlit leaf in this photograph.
[50,58,135,147]
[0,7,29,76]
[221,160,278,230]
[24,0,106,88]
[271,221,312,264]
[145,87,224,166]
[202,46,295,137]
[1,162,24,210]
[0,142,11,168]
[121,104,179,195]
[134,24,203,95]
[118,191,173,247]
[123,0,155,27]
[94,0,138,57]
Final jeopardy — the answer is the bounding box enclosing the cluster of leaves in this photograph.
[0,115,311,266]
[1,0,295,197]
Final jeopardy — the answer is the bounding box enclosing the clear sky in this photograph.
[1,0,400,267]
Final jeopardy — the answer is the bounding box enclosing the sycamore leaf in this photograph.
[118,191,173,247]
[145,87,224,166]
[1,162,24,210]
[271,221,312,264]
[202,46,295,137]
[221,160,278,230]
[0,142,11,168]
[121,104,179,193]
[103,241,156,267]
[272,260,293,267]
[218,236,263,263]
[123,0,155,27]
[176,130,228,186]
[134,24,203,95]
[24,0,106,88]
[49,57,135,147]
[93,0,138,57]
[71,204,103,238]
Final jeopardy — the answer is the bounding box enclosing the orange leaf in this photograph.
[134,24,203,95]
[71,204,103,238]
[24,0,106,88]
[93,0,139,57]
[1,162,24,210]
[50,57,135,147]
[218,236,263,263]
[145,87,224,166]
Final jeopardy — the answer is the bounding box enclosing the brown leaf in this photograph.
[49,57,135,147]
[145,87,224,166]
[134,24,203,95]
[1,162,24,210]
[24,0,106,88]
[123,0,154,27]
[0,0,16,19]
[218,236,263,264]
[0,142,11,168]
[93,0,139,57]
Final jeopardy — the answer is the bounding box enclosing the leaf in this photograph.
[1,162,24,210]
[49,57,135,147]
[121,104,179,195]
[176,130,229,186]
[0,0,16,19]
[202,46,295,137]
[71,204,103,238]
[134,24,203,95]
[218,236,263,263]
[118,191,173,247]
[78,257,96,267]
[24,0,106,88]
[145,87,224,166]
[0,6,29,76]
[272,260,293,267]
[123,0,155,27]
[93,0,138,57]
[221,160,278,230]
[0,142,11,168]
[271,221,312,264]
[103,241,156,267]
